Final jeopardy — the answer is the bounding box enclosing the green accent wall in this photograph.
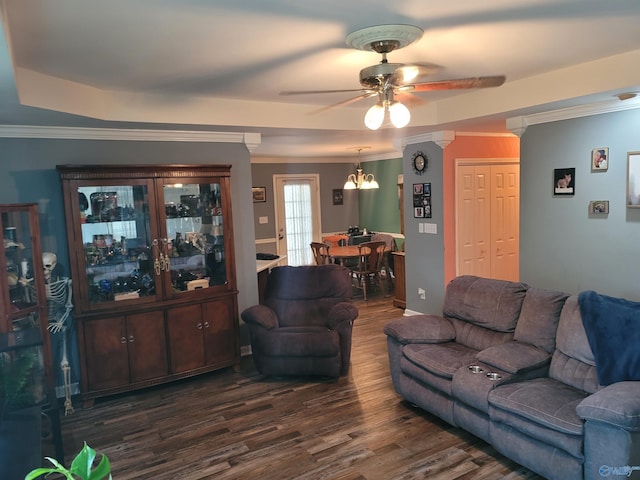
[357,157,403,234]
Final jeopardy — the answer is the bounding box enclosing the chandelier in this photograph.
[344,147,379,190]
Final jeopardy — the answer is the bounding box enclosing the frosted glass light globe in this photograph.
[389,101,410,128]
[364,104,385,130]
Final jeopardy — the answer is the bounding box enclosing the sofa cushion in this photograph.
[489,377,587,458]
[514,287,569,353]
[554,296,595,366]
[550,296,600,393]
[383,315,455,344]
[450,317,514,351]
[403,342,478,379]
[477,341,550,375]
[443,275,528,333]
[550,350,600,394]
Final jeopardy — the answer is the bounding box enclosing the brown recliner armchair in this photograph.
[241,264,358,377]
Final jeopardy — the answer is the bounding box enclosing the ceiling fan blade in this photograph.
[309,92,378,115]
[389,63,441,85]
[394,91,425,108]
[280,88,368,96]
[409,75,506,92]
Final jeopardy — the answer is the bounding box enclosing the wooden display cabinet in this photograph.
[57,165,240,403]
[0,203,63,477]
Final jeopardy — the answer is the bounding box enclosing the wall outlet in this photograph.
[259,216,268,224]
[418,288,426,300]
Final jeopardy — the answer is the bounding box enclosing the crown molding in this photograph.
[395,130,456,151]
[0,125,262,151]
[507,99,640,136]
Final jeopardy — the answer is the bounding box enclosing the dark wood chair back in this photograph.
[310,242,331,265]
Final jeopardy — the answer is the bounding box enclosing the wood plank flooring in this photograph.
[60,293,544,479]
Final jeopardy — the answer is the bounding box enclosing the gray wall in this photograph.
[0,138,259,311]
[402,142,446,314]
[250,162,360,253]
[520,109,640,301]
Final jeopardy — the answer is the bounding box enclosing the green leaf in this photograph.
[67,442,111,480]
[87,455,112,480]
[70,442,97,479]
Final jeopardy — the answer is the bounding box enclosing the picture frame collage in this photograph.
[553,146,640,215]
[412,183,432,218]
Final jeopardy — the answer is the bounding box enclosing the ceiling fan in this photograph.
[280,25,506,130]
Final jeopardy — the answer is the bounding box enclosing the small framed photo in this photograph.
[332,189,343,205]
[252,186,266,203]
[414,206,424,218]
[592,147,609,171]
[589,200,609,215]
[554,168,575,195]
[628,152,640,208]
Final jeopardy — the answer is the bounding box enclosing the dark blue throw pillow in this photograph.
[578,290,640,386]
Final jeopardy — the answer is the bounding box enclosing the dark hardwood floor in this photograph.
[60,292,543,479]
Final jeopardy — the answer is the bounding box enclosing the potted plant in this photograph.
[24,442,111,480]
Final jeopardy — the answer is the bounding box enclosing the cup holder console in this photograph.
[468,365,484,374]
[486,372,502,381]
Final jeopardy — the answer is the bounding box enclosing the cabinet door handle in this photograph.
[162,239,171,271]
[197,322,203,330]
[120,336,127,344]
[128,335,134,343]
[204,321,210,328]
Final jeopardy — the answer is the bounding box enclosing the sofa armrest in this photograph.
[577,382,640,430]
[327,302,359,329]
[476,341,550,375]
[240,305,278,330]
[383,314,455,345]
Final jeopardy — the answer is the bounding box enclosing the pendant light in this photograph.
[344,147,379,190]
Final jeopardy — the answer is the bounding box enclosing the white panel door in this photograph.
[456,161,519,281]
[491,164,520,280]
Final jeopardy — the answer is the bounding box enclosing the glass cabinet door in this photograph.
[161,181,228,296]
[78,182,156,306]
[0,206,42,332]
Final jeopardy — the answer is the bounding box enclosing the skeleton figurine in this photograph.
[42,251,57,284]
[42,251,75,415]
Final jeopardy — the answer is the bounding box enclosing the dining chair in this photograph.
[322,234,349,248]
[310,242,331,265]
[371,232,397,279]
[348,240,386,300]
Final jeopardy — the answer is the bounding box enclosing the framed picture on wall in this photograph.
[332,189,343,205]
[413,183,432,218]
[589,200,609,215]
[252,186,266,203]
[591,147,609,171]
[554,168,575,195]
[628,152,640,208]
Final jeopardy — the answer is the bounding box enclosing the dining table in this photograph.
[330,244,393,289]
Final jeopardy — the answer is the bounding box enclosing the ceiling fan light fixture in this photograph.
[389,101,410,128]
[364,103,385,130]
